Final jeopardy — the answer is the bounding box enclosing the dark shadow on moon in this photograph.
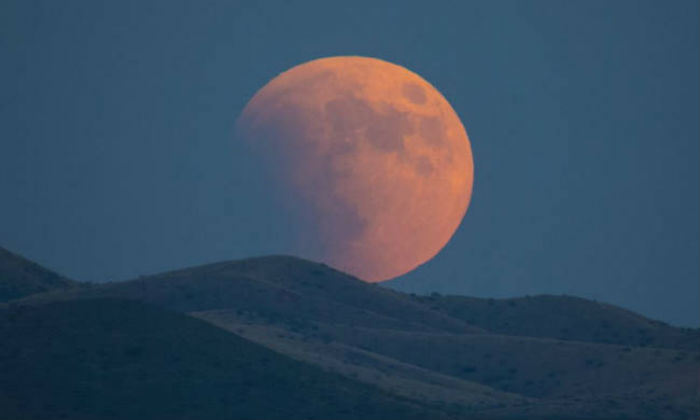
[244,70,337,128]
[419,116,446,147]
[238,86,456,266]
[414,156,434,177]
[322,93,446,179]
[238,99,370,261]
[324,93,415,154]
[325,95,373,155]
[402,82,427,105]
[366,103,414,152]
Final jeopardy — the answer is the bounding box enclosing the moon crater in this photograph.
[402,82,427,105]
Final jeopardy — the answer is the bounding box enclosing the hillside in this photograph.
[62,256,482,333]
[0,247,78,302]
[414,294,700,351]
[194,309,528,412]
[6,251,700,419]
[197,310,699,419]
[0,298,448,420]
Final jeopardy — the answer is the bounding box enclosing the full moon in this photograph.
[236,56,473,282]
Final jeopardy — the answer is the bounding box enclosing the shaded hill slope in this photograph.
[58,255,481,334]
[324,326,699,400]
[0,247,78,302]
[0,298,448,420]
[74,255,697,352]
[7,251,700,419]
[197,310,699,419]
[414,294,700,351]
[194,309,528,412]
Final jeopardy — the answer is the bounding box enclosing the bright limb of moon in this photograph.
[237,56,473,282]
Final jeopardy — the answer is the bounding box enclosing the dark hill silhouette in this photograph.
[0,246,78,302]
[4,250,699,419]
[414,294,700,352]
[60,256,483,334]
[0,298,447,420]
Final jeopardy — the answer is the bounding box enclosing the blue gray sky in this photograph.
[1,1,698,326]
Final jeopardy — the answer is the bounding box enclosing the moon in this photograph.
[236,56,473,282]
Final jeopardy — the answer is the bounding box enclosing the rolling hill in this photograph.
[3,250,699,419]
[47,255,482,333]
[0,247,78,302]
[0,298,447,420]
[413,294,700,351]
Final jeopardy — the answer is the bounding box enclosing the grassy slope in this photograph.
[7,252,700,419]
[60,256,481,333]
[193,309,528,412]
[324,326,699,399]
[0,298,447,420]
[198,311,699,419]
[0,247,78,302]
[417,294,699,351]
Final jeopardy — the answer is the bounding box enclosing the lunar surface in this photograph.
[236,56,473,282]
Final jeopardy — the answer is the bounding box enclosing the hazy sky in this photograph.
[1,0,698,326]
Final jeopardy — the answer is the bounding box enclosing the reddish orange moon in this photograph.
[237,56,473,282]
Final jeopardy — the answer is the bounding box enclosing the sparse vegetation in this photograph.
[0,299,443,420]
[1,251,698,420]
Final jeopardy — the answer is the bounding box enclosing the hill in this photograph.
[7,252,700,419]
[0,246,78,302]
[414,294,700,351]
[61,255,482,333]
[0,298,448,420]
[197,310,699,419]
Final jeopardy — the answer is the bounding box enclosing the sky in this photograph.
[1,0,698,326]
